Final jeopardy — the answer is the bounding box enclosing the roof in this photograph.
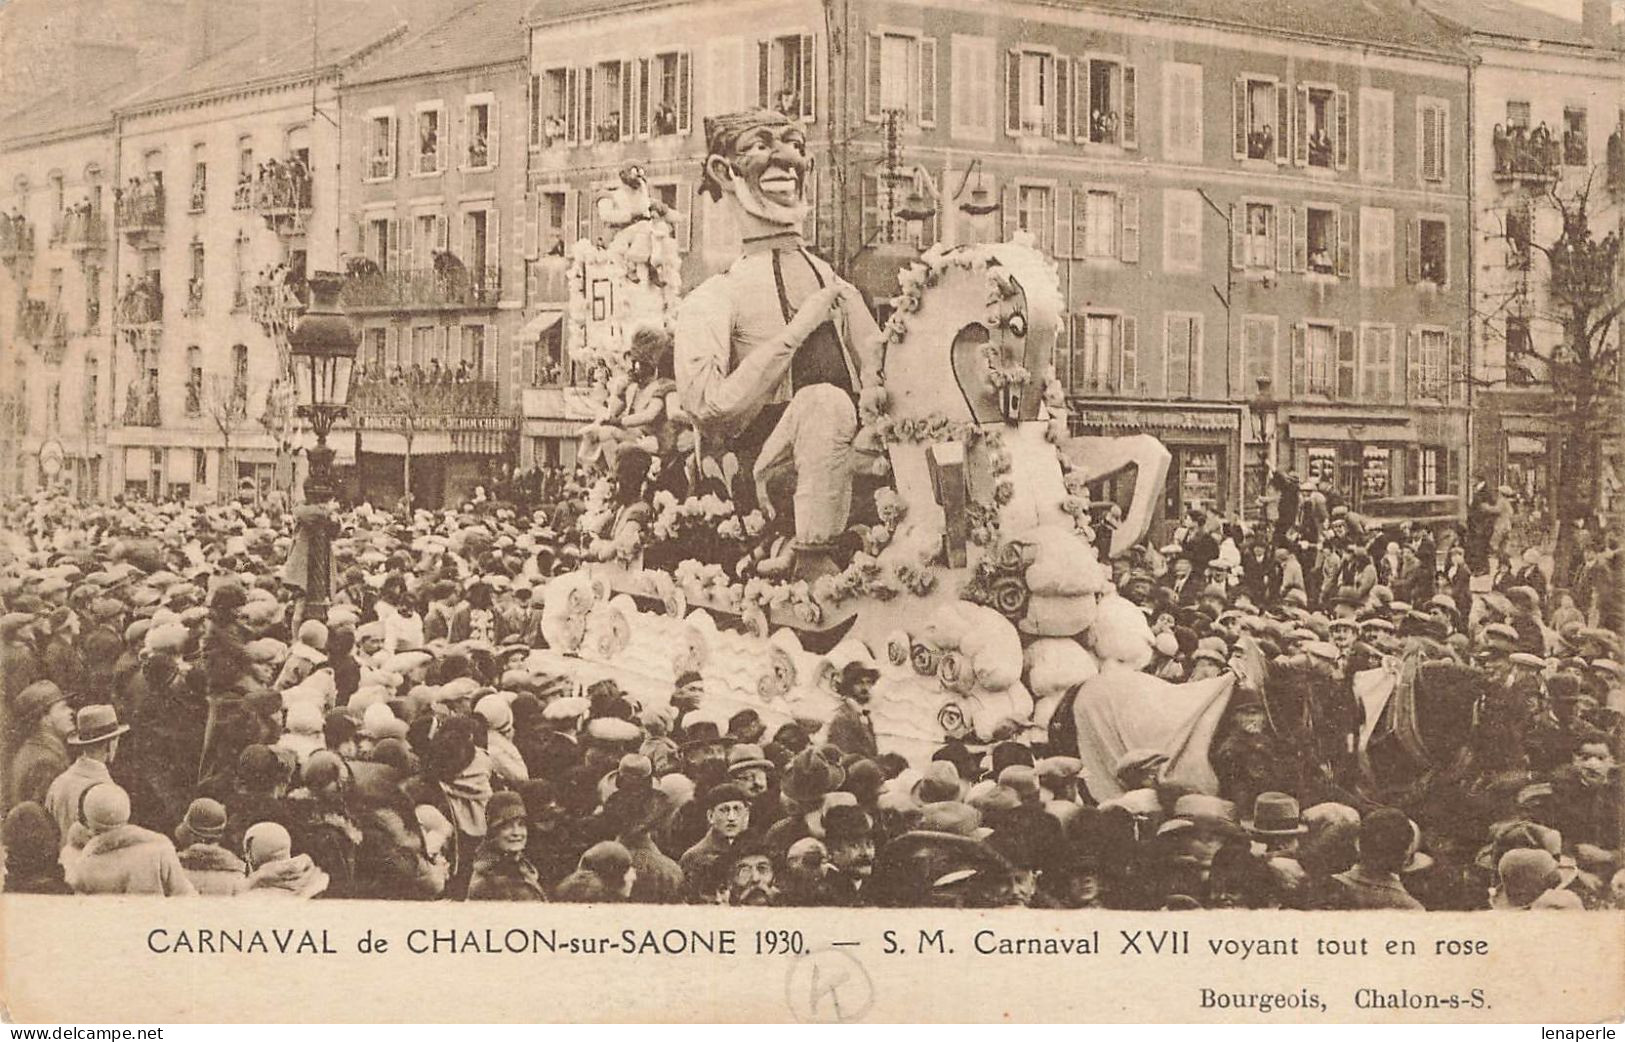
[348,0,530,87]
[1,42,184,146]
[1421,0,1617,49]
[527,0,1472,56]
[116,0,409,113]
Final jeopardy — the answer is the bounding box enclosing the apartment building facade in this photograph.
[523,0,1476,530]
[337,0,532,508]
[1427,0,1624,534]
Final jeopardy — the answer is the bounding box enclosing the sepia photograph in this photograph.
[0,0,1622,1024]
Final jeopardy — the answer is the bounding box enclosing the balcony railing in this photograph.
[341,263,501,311]
[249,275,307,332]
[0,216,34,262]
[349,375,503,417]
[1492,125,1561,183]
[116,276,163,326]
[51,209,106,251]
[122,378,162,427]
[115,175,166,234]
[185,278,205,316]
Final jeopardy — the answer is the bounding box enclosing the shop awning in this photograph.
[524,419,586,438]
[1288,421,1416,444]
[519,308,564,341]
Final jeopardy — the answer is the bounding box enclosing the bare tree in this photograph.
[203,374,248,502]
[250,269,303,495]
[1476,165,1623,581]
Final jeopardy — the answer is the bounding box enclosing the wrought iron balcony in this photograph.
[349,375,503,417]
[116,276,163,326]
[0,216,34,263]
[249,275,307,333]
[1491,125,1561,183]
[52,209,106,251]
[116,176,166,235]
[340,263,502,311]
[252,158,313,215]
[121,377,162,427]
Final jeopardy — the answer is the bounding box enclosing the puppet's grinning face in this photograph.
[711,118,811,227]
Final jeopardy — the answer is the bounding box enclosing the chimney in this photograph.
[1581,0,1613,43]
[185,0,213,66]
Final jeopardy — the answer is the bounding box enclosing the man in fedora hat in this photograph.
[42,704,130,845]
[824,660,879,759]
[819,804,877,906]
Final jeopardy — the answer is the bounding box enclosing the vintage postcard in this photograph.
[0,0,1622,1024]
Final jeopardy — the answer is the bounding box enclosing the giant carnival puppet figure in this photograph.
[674,108,888,580]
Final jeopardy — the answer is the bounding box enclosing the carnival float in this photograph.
[532,109,1239,773]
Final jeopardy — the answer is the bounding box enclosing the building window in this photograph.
[1162,62,1202,162]
[411,325,436,369]
[1505,100,1531,131]
[85,264,101,329]
[1563,106,1588,166]
[1083,58,1135,146]
[541,68,570,145]
[462,209,491,290]
[1416,328,1448,400]
[415,105,443,174]
[1243,315,1277,392]
[540,190,568,257]
[465,98,494,168]
[1360,325,1396,402]
[1293,322,1336,396]
[189,144,207,212]
[235,137,254,208]
[1506,317,1536,386]
[187,240,205,314]
[1505,206,1532,270]
[871,31,934,127]
[1008,49,1058,137]
[366,113,396,179]
[1360,206,1394,287]
[1242,201,1275,269]
[1304,87,1335,167]
[1162,189,1201,273]
[1016,184,1053,253]
[461,325,486,378]
[1417,217,1447,285]
[1164,313,1202,399]
[367,217,392,270]
[1418,99,1448,182]
[1418,447,1442,496]
[1071,312,1126,393]
[950,34,997,141]
[1359,88,1394,181]
[758,33,815,120]
[592,62,626,143]
[649,51,692,137]
[1237,77,1281,161]
[1080,188,1116,258]
[1305,206,1335,274]
[365,328,387,376]
[863,173,937,247]
[185,345,202,416]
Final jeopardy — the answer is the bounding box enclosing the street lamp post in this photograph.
[285,271,357,624]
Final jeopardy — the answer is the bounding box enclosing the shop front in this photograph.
[519,385,600,470]
[1067,402,1243,542]
[1281,410,1465,528]
[353,422,515,510]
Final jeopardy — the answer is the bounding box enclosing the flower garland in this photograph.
[960,534,1037,623]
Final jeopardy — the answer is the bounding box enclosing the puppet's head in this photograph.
[700,108,811,233]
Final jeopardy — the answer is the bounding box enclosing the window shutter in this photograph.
[387,218,401,273]
[814,164,833,252]
[1277,206,1295,273]
[489,99,501,168]
[1337,326,1357,399]
[1276,83,1290,164]
[1074,58,1089,142]
[1054,58,1070,142]
[390,116,399,177]
[799,34,816,121]
[675,180,694,251]
[1335,90,1350,169]
[803,166,818,246]
[917,37,937,127]
[1230,203,1244,269]
[678,51,693,134]
[617,64,632,141]
[1121,66,1137,148]
[1293,206,1309,272]
[1167,315,1191,398]
[1072,188,1088,255]
[1448,331,1464,404]
[1336,209,1353,277]
[1405,328,1419,401]
[637,58,651,137]
[566,68,580,144]
[867,33,884,121]
[1002,183,1018,240]
[1404,217,1419,283]
[582,67,595,144]
[1005,49,1021,136]
[1294,85,1308,165]
[529,76,540,147]
[1290,323,1307,396]
[574,189,590,244]
[524,194,539,260]
[404,218,417,273]
[436,214,449,251]
[1118,315,1137,392]
[1404,447,1420,495]
[1119,191,1139,263]
[1054,186,1073,258]
[1232,77,1247,159]
[488,209,501,288]
[757,40,771,109]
